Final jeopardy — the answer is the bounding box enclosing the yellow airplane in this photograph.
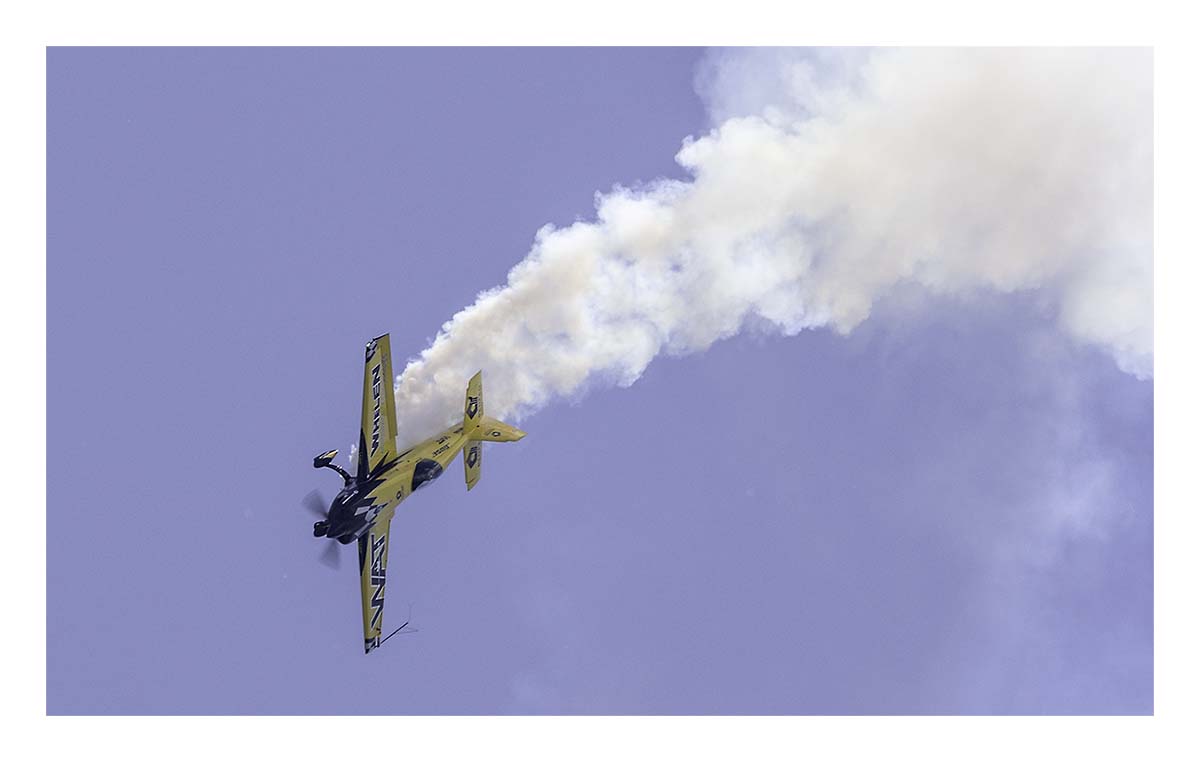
[309,333,525,653]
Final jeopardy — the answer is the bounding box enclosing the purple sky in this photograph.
[47,47,1151,715]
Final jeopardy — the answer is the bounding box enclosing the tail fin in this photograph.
[469,417,526,442]
[461,371,525,491]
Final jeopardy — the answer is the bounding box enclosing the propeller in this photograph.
[319,541,342,571]
[303,489,328,519]
[303,489,341,571]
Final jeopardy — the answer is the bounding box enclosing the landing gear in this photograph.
[313,520,329,538]
[313,449,353,485]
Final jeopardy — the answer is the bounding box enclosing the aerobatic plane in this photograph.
[308,334,525,653]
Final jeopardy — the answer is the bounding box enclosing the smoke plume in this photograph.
[393,48,1152,440]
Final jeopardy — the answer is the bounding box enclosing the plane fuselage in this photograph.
[323,422,470,544]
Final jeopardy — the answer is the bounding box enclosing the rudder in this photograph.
[469,416,526,443]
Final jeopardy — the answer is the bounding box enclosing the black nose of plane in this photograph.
[321,509,359,545]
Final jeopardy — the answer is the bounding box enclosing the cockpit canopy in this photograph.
[411,459,443,491]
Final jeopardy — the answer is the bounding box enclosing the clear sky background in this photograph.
[47,47,1151,715]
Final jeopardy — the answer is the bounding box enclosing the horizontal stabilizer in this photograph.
[460,371,524,490]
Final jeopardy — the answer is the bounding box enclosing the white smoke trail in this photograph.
[393,48,1152,441]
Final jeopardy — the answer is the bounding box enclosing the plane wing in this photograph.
[357,334,399,481]
[358,515,392,654]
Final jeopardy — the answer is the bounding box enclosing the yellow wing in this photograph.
[358,334,399,481]
[358,515,392,654]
